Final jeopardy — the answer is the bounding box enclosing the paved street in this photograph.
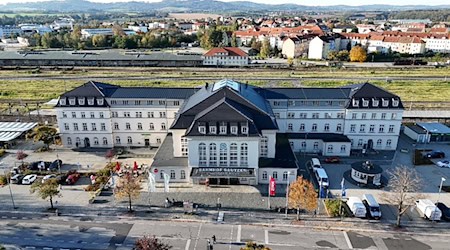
[1,212,449,250]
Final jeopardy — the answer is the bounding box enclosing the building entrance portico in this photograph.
[190,167,257,185]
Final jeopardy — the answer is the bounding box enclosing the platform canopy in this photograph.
[0,122,38,142]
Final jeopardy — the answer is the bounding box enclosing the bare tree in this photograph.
[382,165,422,227]
[288,176,318,220]
[115,173,141,213]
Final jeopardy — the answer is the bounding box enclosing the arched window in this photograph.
[127,136,132,144]
[67,137,72,145]
[262,171,268,180]
[116,136,121,144]
[103,137,108,145]
[209,143,217,166]
[377,139,382,147]
[170,170,176,179]
[180,170,186,179]
[260,136,268,157]
[149,123,154,130]
[199,143,207,166]
[94,137,99,145]
[230,143,238,166]
[137,123,143,130]
[283,171,288,181]
[219,143,228,166]
[273,171,278,179]
[240,143,248,166]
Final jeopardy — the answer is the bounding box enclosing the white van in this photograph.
[362,194,381,219]
[347,197,367,218]
[416,199,442,221]
[311,158,321,170]
[315,168,329,188]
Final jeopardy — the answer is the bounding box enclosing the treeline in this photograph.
[389,10,450,22]
[28,27,196,49]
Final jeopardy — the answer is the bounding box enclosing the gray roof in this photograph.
[417,123,450,134]
[111,87,198,99]
[258,88,351,99]
[405,124,427,134]
[0,50,202,61]
[151,133,188,168]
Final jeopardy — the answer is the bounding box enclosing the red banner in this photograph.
[269,177,276,196]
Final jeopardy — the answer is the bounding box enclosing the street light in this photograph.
[1,162,17,209]
[285,171,291,218]
[437,177,446,204]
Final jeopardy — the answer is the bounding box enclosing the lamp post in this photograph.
[285,171,291,218]
[2,162,17,209]
[437,177,446,204]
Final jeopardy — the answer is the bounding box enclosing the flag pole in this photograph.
[268,176,271,210]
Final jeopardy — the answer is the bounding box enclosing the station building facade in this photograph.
[55,80,404,185]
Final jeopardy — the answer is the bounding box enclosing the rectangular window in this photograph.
[126,123,131,130]
[274,113,280,119]
[136,112,142,118]
[379,125,385,133]
[371,113,376,119]
[64,123,69,130]
[71,112,76,118]
[369,124,375,133]
[159,100,166,105]
[389,125,395,133]
[88,98,94,105]
[209,126,216,134]
[81,112,86,118]
[312,113,319,119]
[287,112,295,118]
[336,124,342,132]
[337,113,344,119]
[91,123,97,131]
[273,101,281,106]
[99,112,104,118]
[300,113,307,118]
[352,113,357,119]
[220,123,227,134]
[299,124,305,131]
[148,112,154,118]
[124,112,130,117]
[160,112,166,118]
[90,112,95,118]
[112,112,118,118]
[198,125,206,134]
[241,125,248,134]
[359,124,365,133]
[361,113,367,119]
[73,123,78,131]
[62,112,67,118]
[350,124,356,132]
[146,100,153,105]
[324,113,331,119]
[391,113,397,119]
[135,100,141,105]
[101,123,106,131]
[231,126,238,134]
[174,101,180,106]
[381,113,386,119]
[82,123,88,131]
[312,124,317,131]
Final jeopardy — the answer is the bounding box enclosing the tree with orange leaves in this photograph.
[288,176,318,220]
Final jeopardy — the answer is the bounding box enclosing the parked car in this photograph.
[48,160,62,171]
[437,160,450,168]
[324,157,340,163]
[10,174,24,184]
[66,173,80,185]
[22,174,37,185]
[436,202,450,221]
[28,161,51,171]
[416,199,442,221]
[10,167,21,175]
[42,174,57,183]
[425,151,445,159]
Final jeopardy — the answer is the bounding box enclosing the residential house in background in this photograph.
[308,36,341,60]
[202,47,248,66]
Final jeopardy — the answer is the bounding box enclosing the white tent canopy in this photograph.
[0,122,38,142]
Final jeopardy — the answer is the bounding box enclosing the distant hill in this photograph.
[2,0,450,13]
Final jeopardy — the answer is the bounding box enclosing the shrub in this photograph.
[0,175,7,186]
[324,199,350,217]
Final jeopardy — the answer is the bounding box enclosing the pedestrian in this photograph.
[212,235,216,244]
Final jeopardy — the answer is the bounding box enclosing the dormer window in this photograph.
[392,98,399,107]
[220,122,227,134]
[362,98,369,107]
[382,98,389,107]
[198,122,206,134]
[87,98,94,105]
[78,98,85,105]
[97,98,104,105]
[242,125,248,134]
[352,99,359,107]
[372,98,379,107]
[59,98,66,105]
[209,125,216,134]
[69,98,76,105]
[231,123,238,135]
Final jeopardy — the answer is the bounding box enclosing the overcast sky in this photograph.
[1,0,449,6]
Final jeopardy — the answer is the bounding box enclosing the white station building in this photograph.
[55,80,404,185]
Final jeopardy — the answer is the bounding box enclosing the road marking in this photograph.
[343,231,353,249]
[228,225,234,250]
[237,225,241,243]
[264,230,269,244]
[185,239,191,250]
[193,223,203,250]
[1,216,6,219]
[43,247,53,250]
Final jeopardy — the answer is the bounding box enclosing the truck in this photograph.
[416,199,442,221]
[346,197,367,218]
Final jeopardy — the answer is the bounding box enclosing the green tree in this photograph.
[30,179,61,209]
[92,34,107,47]
[260,38,270,59]
[327,50,339,61]
[349,46,367,62]
[115,173,141,212]
[231,33,237,47]
[26,125,57,149]
[337,50,350,61]
[135,235,172,250]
